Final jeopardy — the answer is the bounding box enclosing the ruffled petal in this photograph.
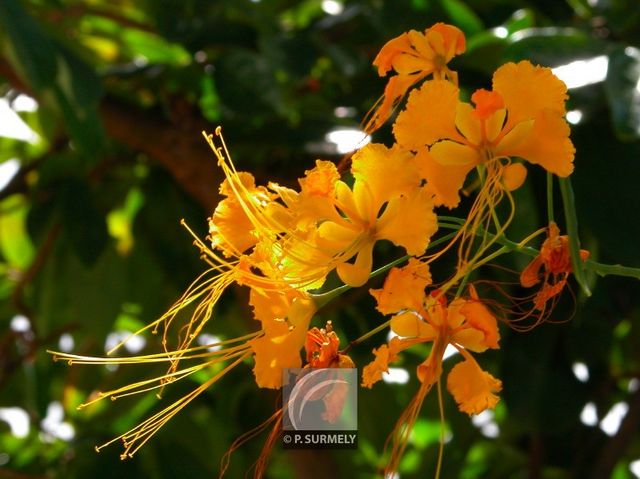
[351,143,419,214]
[249,296,315,389]
[500,110,575,177]
[428,23,466,59]
[249,288,296,324]
[447,359,502,415]
[298,160,340,197]
[210,172,269,257]
[460,300,501,350]
[362,337,418,388]
[369,258,431,314]
[394,80,462,150]
[415,148,476,208]
[209,195,257,257]
[250,329,304,389]
[493,61,568,130]
[376,186,438,256]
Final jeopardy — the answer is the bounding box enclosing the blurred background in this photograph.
[1,0,640,478]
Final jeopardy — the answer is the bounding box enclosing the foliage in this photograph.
[1,0,639,478]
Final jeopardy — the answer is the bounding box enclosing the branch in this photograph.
[1,55,223,211]
[100,97,223,211]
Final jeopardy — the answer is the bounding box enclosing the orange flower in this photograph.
[365,23,466,133]
[318,143,438,286]
[361,336,418,388]
[394,61,575,208]
[305,322,340,368]
[366,285,502,475]
[520,221,589,311]
[369,258,432,314]
[209,172,274,257]
[248,288,317,389]
[365,280,502,414]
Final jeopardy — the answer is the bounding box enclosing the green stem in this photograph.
[584,260,640,280]
[311,231,459,309]
[343,319,391,353]
[438,221,538,258]
[559,177,591,296]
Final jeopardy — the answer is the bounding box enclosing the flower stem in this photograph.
[559,177,591,296]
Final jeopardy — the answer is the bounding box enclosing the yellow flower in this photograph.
[370,258,432,314]
[361,336,418,388]
[447,358,502,415]
[366,23,466,133]
[394,61,575,208]
[318,143,438,286]
[368,281,502,476]
[209,172,274,257]
[365,274,502,413]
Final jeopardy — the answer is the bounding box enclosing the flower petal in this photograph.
[362,337,421,388]
[394,80,462,150]
[493,61,568,130]
[250,330,304,389]
[298,160,340,197]
[249,297,315,389]
[447,359,502,415]
[460,300,500,349]
[370,258,431,314]
[501,163,527,191]
[377,186,438,256]
[430,140,481,166]
[455,103,481,145]
[391,311,436,339]
[500,111,575,177]
[336,240,375,287]
[351,143,419,213]
[415,148,476,208]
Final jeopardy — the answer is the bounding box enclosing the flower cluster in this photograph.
[51,22,587,477]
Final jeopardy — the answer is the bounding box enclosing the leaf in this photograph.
[0,194,35,269]
[0,0,104,155]
[604,45,640,141]
[504,28,606,66]
[505,8,535,35]
[440,0,484,36]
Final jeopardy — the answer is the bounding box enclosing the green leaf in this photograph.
[504,28,606,66]
[0,194,35,269]
[604,45,640,140]
[440,0,484,36]
[0,0,104,155]
[505,8,536,35]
